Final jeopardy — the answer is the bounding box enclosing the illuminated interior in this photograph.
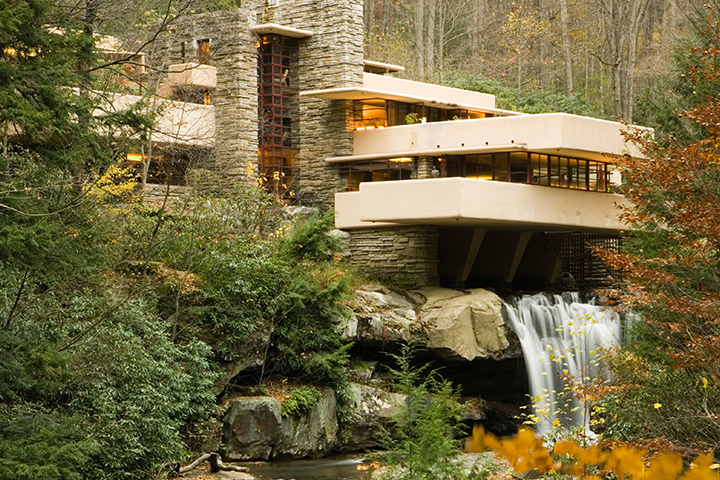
[435,153,610,191]
[352,100,487,129]
[340,152,611,192]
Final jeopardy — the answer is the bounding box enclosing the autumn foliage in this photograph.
[465,426,720,480]
[591,3,720,457]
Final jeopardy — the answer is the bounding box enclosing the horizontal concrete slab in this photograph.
[346,113,645,163]
[335,178,631,233]
[302,73,503,114]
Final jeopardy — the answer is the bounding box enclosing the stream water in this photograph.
[503,293,621,434]
[245,455,368,480]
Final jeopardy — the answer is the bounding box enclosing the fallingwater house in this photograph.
[129,0,642,291]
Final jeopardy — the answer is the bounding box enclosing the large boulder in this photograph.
[341,383,406,451]
[221,389,340,461]
[223,397,283,461]
[342,285,420,342]
[417,288,509,361]
[275,387,339,459]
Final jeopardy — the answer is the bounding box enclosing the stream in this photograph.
[245,455,368,480]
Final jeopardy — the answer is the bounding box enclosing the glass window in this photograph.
[509,152,528,183]
[598,163,608,192]
[387,101,399,126]
[444,156,463,177]
[494,153,509,182]
[530,153,549,185]
[466,154,493,180]
[566,158,577,189]
[548,156,559,186]
[588,162,598,191]
[577,159,588,190]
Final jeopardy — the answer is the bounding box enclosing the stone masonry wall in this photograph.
[345,226,440,288]
[153,10,259,188]
[256,0,364,209]
[154,1,362,206]
[416,156,435,179]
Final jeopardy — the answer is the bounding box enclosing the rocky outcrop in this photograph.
[343,285,420,343]
[275,387,338,459]
[341,383,407,451]
[221,389,339,461]
[223,397,283,461]
[418,288,509,361]
[219,285,520,461]
[345,285,512,362]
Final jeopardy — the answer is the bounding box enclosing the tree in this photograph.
[500,4,550,107]
[594,0,653,122]
[597,2,720,455]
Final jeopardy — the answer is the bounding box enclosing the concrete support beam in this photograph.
[506,232,532,283]
[550,258,563,284]
[461,229,487,282]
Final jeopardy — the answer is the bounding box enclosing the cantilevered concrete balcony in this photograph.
[109,94,215,148]
[303,72,503,115]
[328,112,644,164]
[167,63,217,90]
[335,178,630,233]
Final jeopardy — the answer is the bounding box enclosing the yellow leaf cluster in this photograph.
[466,426,552,474]
[86,163,140,204]
[465,425,720,480]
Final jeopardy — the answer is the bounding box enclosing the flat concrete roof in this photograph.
[250,23,313,38]
[302,73,512,115]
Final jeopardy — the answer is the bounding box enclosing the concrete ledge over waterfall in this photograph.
[336,179,630,233]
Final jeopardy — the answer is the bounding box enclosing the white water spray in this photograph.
[503,293,621,435]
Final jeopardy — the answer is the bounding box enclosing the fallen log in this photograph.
[171,452,249,476]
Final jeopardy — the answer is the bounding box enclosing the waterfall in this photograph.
[503,293,621,435]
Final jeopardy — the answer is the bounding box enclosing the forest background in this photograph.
[364,0,706,141]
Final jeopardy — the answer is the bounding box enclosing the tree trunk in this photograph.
[438,1,445,83]
[364,0,375,33]
[559,0,574,96]
[599,0,652,121]
[416,0,425,80]
[427,0,436,81]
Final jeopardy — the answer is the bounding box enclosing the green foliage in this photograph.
[0,406,98,480]
[281,211,343,262]
[281,386,323,417]
[378,343,472,480]
[405,112,422,124]
[0,2,357,479]
[0,150,351,479]
[444,72,603,117]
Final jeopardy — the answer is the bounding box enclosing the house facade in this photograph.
[145,0,639,290]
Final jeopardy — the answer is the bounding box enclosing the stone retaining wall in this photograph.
[345,226,439,288]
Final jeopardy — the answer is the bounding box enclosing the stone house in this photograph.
[139,0,640,290]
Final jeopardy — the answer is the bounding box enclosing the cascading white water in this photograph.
[503,293,621,435]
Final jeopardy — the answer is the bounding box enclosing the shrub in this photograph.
[281,211,343,262]
[376,343,471,480]
[281,386,323,417]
